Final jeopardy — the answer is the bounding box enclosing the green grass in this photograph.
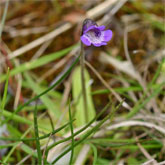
[33,103,42,164]
[0,68,10,124]
[68,99,74,165]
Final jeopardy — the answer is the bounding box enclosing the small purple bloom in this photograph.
[81,19,113,47]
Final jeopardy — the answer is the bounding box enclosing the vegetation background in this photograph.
[0,0,164,164]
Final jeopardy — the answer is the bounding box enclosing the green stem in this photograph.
[80,43,88,123]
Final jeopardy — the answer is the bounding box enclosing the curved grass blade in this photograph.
[89,143,97,165]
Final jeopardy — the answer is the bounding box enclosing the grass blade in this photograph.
[33,103,42,164]
[68,99,74,165]
[24,72,61,120]
[126,83,164,119]
[89,143,97,165]
[72,66,96,126]
[0,67,10,124]
[0,0,9,39]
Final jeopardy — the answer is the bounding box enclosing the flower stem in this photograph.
[80,43,88,123]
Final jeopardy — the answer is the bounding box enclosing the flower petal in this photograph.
[84,25,96,33]
[81,35,91,46]
[101,42,107,45]
[102,30,113,42]
[92,43,102,47]
[97,25,105,31]
[93,41,107,47]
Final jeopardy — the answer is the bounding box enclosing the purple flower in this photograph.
[81,19,113,47]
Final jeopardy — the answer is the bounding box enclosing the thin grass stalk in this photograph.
[89,143,97,165]
[0,68,10,125]
[33,102,42,164]
[69,99,74,165]
[0,0,9,39]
